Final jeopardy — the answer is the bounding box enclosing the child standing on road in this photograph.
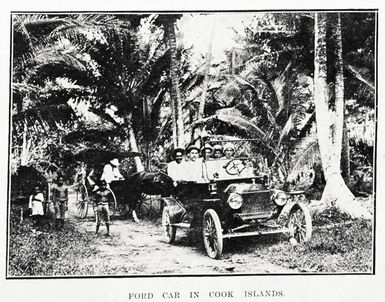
[28,186,45,231]
[93,180,113,237]
[52,176,68,230]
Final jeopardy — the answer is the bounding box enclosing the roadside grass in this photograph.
[8,208,99,277]
[8,207,157,276]
[250,207,373,273]
[8,198,374,275]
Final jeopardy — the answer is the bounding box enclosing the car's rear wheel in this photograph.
[288,203,312,244]
[202,209,223,259]
[162,206,176,243]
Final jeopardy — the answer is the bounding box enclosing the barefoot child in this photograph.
[93,180,113,237]
[52,176,68,229]
[28,186,45,231]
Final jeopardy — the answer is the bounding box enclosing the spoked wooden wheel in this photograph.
[76,184,89,219]
[288,203,312,243]
[137,194,157,219]
[202,209,223,259]
[107,188,118,217]
[162,206,176,243]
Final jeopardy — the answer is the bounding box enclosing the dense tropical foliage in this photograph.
[10,12,375,218]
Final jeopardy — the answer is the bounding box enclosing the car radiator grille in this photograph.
[239,190,272,219]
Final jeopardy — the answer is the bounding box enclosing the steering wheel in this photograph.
[224,159,246,175]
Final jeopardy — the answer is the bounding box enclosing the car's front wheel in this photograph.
[288,203,312,244]
[162,206,176,243]
[202,209,223,259]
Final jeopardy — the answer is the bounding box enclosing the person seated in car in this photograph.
[184,144,205,182]
[213,144,224,159]
[223,142,236,159]
[167,147,186,183]
[221,142,248,177]
[201,143,213,161]
[205,144,229,179]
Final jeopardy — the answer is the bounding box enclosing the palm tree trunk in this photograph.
[334,13,345,169]
[129,126,144,172]
[127,113,144,172]
[313,13,369,219]
[164,19,185,148]
[341,113,350,184]
[20,123,29,166]
[198,15,217,119]
[314,13,333,177]
[169,81,177,147]
[336,13,350,183]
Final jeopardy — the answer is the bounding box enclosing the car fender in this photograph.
[285,201,310,215]
[161,196,178,207]
[161,197,186,223]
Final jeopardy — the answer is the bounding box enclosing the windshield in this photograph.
[200,139,268,180]
[203,157,258,181]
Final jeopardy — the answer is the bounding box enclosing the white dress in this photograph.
[29,193,45,216]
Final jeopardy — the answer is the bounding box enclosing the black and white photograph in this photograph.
[1,2,383,301]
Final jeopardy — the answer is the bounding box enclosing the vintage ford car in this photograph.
[161,139,312,259]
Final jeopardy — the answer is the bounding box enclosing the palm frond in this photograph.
[193,113,266,139]
[277,114,292,147]
[345,63,375,92]
[272,62,292,112]
[12,103,76,134]
[232,75,280,130]
[12,82,41,95]
[33,44,88,72]
[287,130,319,181]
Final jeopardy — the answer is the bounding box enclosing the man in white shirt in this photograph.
[100,158,124,185]
[185,144,205,182]
[167,147,186,183]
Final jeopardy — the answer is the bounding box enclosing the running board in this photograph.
[223,227,291,239]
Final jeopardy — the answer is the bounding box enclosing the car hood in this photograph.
[224,183,267,194]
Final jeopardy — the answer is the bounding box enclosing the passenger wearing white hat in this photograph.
[223,143,235,159]
[100,157,124,185]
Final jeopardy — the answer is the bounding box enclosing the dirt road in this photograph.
[67,192,296,275]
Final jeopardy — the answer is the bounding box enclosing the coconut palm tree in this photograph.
[313,13,371,219]
[11,14,92,171]
[154,14,186,148]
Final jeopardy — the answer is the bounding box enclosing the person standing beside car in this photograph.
[93,180,113,237]
[28,185,45,231]
[100,158,124,187]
